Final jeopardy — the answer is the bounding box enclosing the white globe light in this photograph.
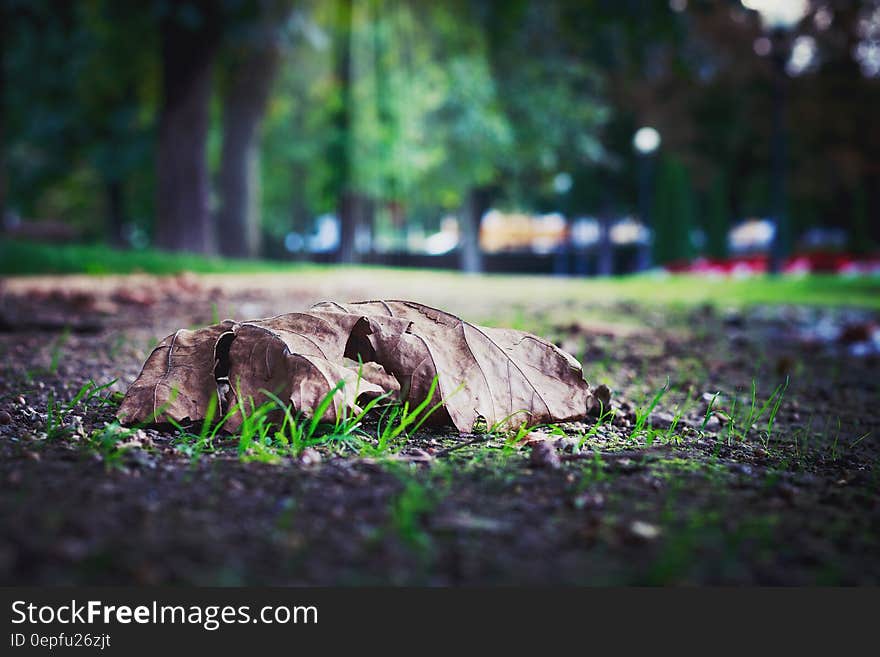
[633,127,661,154]
[741,0,808,30]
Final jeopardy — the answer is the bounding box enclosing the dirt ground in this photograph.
[0,271,878,585]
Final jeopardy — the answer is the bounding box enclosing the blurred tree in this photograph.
[260,5,333,247]
[154,0,223,253]
[652,155,695,265]
[0,0,7,224]
[5,1,95,225]
[78,0,157,246]
[5,0,879,265]
[327,0,360,263]
[850,185,870,256]
[788,0,880,250]
[705,172,729,259]
[422,40,512,273]
[216,0,295,258]
[430,0,607,272]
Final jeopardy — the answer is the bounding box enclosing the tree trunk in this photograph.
[333,0,358,263]
[288,161,309,258]
[216,3,290,258]
[155,3,220,254]
[106,179,126,247]
[596,217,614,276]
[460,187,491,273]
[0,1,7,226]
[596,174,615,276]
[868,174,880,246]
[338,191,374,263]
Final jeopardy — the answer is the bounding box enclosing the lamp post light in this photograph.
[741,0,808,274]
[633,126,661,272]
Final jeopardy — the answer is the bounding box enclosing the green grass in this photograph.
[163,375,445,464]
[0,239,312,275]
[389,477,436,555]
[3,239,879,309]
[45,379,120,440]
[716,378,789,448]
[585,273,880,309]
[42,372,446,468]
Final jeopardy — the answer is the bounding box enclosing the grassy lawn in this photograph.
[3,239,879,310]
[0,239,312,275]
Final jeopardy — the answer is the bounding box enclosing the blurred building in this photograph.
[479,210,567,253]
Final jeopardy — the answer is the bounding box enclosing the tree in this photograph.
[427,0,606,272]
[79,1,157,246]
[705,172,729,259]
[652,155,695,266]
[0,0,7,225]
[423,50,512,273]
[154,0,223,253]
[259,4,339,246]
[326,0,359,263]
[5,1,95,225]
[216,0,295,258]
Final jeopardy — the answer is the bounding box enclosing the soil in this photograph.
[0,273,878,585]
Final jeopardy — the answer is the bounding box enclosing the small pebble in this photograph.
[573,492,604,510]
[530,441,561,469]
[299,448,322,466]
[0,410,11,425]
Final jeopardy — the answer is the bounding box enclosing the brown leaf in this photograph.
[342,359,401,397]
[313,300,590,432]
[118,300,591,434]
[220,312,385,429]
[117,321,235,425]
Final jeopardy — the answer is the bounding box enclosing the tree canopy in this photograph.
[3,0,879,265]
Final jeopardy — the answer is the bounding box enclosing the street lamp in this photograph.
[633,127,661,155]
[633,126,661,272]
[741,0,808,30]
[741,0,809,274]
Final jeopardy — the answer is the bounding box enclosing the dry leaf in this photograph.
[313,300,590,431]
[219,312,384,430]
[117,300,591,433]
[117,321,235,425]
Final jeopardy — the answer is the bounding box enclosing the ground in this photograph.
[0,268,878,585]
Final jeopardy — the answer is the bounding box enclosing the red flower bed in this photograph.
[666,251,880,276]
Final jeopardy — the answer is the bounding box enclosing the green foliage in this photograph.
[652,156,696,266]
[5,0,878,253]
[6,0,157,237]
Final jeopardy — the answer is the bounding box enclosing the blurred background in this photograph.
[2,0,879,276]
